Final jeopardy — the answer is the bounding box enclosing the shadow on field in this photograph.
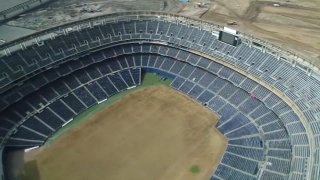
[3,149,24,180]
[19,160,41,180]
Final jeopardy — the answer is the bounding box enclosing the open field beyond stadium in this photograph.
[19,85,227,180]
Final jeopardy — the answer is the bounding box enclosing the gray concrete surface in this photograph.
[0,25,36,44]
[0,0,30,12]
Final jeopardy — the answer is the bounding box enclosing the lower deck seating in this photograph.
[61,94,86,114]
[49,100,76,121]
[213,164,256,180]
[73,87,97,107]
[3,63,141,146]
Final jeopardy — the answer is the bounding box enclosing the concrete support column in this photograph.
[63,28,67,35]
[20,43,25,50]
[4,48,11,56]
[248,40,252,48]
[307,69,312,76]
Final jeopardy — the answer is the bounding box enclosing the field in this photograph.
[16,74,227,180]
[45,73,173,145]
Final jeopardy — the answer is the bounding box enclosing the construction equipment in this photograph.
[227,21,238,25]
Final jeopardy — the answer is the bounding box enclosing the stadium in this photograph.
[0,10,319,180]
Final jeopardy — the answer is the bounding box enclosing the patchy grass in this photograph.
[190,165,201,174]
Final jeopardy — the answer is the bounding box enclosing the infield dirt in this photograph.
[20,85,227,180]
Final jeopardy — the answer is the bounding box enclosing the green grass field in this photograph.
[45,73,173,145]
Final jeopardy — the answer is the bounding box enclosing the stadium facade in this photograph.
[0,11,319,180]
[0,0,53,23]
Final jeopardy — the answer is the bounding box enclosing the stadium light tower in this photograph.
[257,161,272,179]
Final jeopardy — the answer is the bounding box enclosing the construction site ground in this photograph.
[3,0,319,67]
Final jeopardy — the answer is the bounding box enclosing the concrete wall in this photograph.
[0,0,53,22]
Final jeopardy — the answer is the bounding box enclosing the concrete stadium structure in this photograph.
[0,11,319,180]
[0,0,53,22]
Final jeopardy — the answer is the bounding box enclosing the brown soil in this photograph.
[6,0,320,67]
[181,0,320,67]
[19,86,227,180]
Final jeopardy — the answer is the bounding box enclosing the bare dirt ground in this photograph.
[7,0,184,30]
[180,0,320,67]
[4,0,320,67]
[18,86,227,180]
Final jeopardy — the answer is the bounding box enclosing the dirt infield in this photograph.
[20,85,227,180]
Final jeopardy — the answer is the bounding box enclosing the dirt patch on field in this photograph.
[20,86,227,180]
